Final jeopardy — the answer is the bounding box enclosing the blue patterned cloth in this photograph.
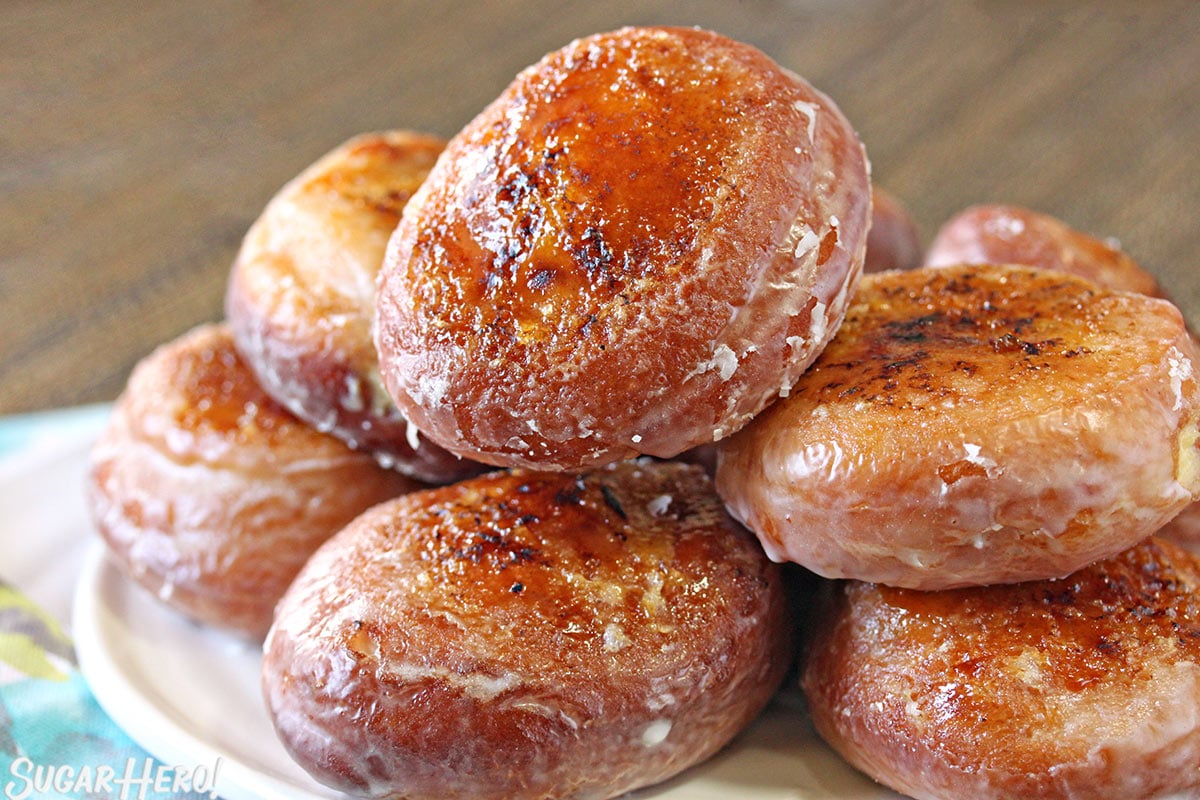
[0,408,218,800]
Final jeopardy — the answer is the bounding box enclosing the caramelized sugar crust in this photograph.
[926,203,1200,555]
[803,538,1200,800]
[263,461,792,800]
[227,131,481,483]
[717,264,1200,589]
[377,26,870,470]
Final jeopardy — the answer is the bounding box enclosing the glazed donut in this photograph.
[87,324,420,638]
[262,460,792,800]
[226,130,482,483]
[925,203,1200,556]
[863,186,922,273]
[801,537,1200,800]
[716,264,1200,589]
[375,25,870,470]
[924,203,1166,297]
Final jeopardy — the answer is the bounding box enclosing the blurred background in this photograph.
[4,0,1198,414]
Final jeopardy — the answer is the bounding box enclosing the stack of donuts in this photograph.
[86,25,1200,800]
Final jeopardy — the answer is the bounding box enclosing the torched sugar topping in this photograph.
[294,461,778,687]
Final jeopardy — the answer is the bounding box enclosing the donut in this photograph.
[863,186,922,273]
[375,26,871,470]
[924,203,1166,297]
[262,460,792,800]
[716,264,1200,589]
[801,537,1200,800]
[226,130,482,483]
[87,323,421,638]
[925,203,1200,555]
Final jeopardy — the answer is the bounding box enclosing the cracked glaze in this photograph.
[803,538,1200,800]
[263,460,791,800]
[376,26,869,470]
[226,131,481,483]
[87,324,418,637]
[717,264,1200,589]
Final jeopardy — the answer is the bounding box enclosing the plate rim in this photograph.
[72,541,339,800]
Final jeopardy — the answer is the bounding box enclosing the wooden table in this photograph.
[4,1,1198,414]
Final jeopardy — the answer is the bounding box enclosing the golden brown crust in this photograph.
[376,26,870,470]
[87,324,419,637]
[925,203,1166,297]
[226,130,483,483]
[802,538,1200,800]
[863,186,922,273]
[262,460,792,799]
[716,264,1200,589]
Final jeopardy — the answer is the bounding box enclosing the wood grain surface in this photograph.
[3,1,1198,413]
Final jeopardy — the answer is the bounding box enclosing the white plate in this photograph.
[13,407,897,800]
